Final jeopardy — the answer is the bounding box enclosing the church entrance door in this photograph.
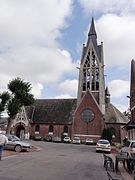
[16,125,25,140]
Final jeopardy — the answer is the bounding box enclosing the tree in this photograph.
[101,127,113,143]
[0,92,10,117]
[5,77,35,134]
[123,108,131,120]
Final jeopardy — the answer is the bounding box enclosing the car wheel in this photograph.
[15,145,22,152]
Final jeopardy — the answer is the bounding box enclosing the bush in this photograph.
[30,135,35,140]
[101,127,113,143]
[115,143,122,150]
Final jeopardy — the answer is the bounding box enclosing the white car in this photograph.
[96,139,111,153]
[4,135,32,152]
[121,140,135,159]
[53,136,61,143]
[63,137,71,143]
[85,138,94,145]
[73,137,81,144]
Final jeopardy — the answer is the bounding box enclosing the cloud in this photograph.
[0,0,73,47]
[58,79,78,96]
[108,80,130,98]
[96,14,135,67]
[78,1,135,67]
[54,94,74,99]
[78,0,135,14]
[31,83,43,98]
[114,103,129,113]
[0,47,74,83]
[0,73,12,93]
[0,0,73,97]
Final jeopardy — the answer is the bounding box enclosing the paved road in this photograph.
[0,141,109,180]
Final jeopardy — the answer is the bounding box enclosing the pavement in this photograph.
[3,146,38,159]
[110,148,133,180]
[116,163,133,180]
[2,146,134,180]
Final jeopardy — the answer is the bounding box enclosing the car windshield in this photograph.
[74,137,79,140]
[98,140,109,144]
[8,135,20,141]
[131,142,135,148]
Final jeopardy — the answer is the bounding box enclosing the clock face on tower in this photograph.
[82,109,95,123]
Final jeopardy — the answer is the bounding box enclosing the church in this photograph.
[0,18,129,143]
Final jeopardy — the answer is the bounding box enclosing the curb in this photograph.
[110,149,133,180]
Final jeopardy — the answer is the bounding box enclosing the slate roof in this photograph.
[105,104,129,124]
[25,105,35,123]
[123,120,135,130]
[26,99,77,124]
[24,99,128,126]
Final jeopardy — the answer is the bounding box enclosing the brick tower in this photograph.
[73,17,105,141]
[77,17,105,114]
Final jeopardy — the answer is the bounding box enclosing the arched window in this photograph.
[49,125,54,133]
[35,124,40,132]
[64,126,68,133]
[83,49,99,91]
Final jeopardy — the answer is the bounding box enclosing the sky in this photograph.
[0,0,134,113]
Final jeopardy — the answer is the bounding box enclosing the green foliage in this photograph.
[101,127,113,143]
[8,77,31,95]
[16,92,35,106]
[7,77,35,119]
[0,91,10,116]
[115,143,122,150]
[7,98,21,119]
[123,108,131,119]
[0,77,35,134]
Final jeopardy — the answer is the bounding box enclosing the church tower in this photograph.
[77,17,105,114]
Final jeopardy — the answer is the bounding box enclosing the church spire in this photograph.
[88,17,97,38]
[105,86,110,96]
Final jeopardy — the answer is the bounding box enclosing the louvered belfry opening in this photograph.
[83,49,99,92]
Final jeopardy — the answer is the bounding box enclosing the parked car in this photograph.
[53,136,61,143]
[85,138,94,145]
[121,140,135,159]
[4,135,32,152]
[63,136,71,143]
[73,137,81,144]
[44,135,52,142]
[96,139,111,153]
[34,134,42,141]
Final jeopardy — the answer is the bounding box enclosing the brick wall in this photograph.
[105,124,126,143]
[73,90,105,141]
[31,124,72,140]
[130,60,135,122]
